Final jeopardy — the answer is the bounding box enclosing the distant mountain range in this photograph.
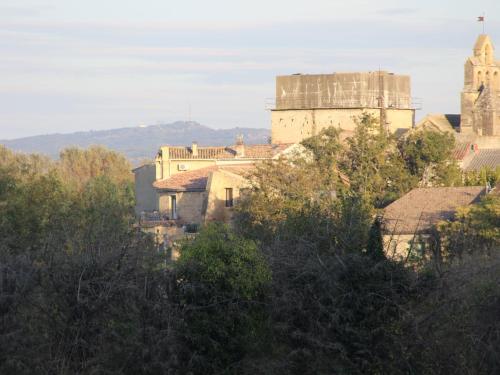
[0,122,271,164]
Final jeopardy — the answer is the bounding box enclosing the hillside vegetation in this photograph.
[0,115,499,374]
[0,121,270,164]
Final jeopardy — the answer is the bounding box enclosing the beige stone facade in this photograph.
[271,71,415,144]
[461,35,500,136]
[271,107,414,144]
[134,143,303,230]
[414,35,500,171]
[158,191,207,223]
[154,143,295,181]
[154,164,254,225]
[204,168,250,223]
[133,163,157,214]
[136,162,257,252]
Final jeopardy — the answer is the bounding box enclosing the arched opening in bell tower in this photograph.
[485,44,493,64]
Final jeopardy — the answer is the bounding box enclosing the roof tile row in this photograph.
[164,144,292,160]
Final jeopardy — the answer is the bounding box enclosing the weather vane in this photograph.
[478,14,485,34]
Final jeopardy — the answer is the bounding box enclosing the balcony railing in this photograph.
[138,211,177,226]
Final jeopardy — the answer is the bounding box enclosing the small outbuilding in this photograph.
[382,186,486,260]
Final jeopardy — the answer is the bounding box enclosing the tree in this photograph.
[58,146,133,190]
[0,171,69,254]
[173,223,271,373]
[366,216,386,261]
[0,144,55,181]
[340,113,412,207]
[399,129,462,187]
[438,193,500,259]
[235,156,335,244]
[463,166,500,187]
[400,251,500,374]
[301,126,344,185]
[235,121,388,254]
[247,240,411,375]
[64,176,135,253]
[0,146,164,374]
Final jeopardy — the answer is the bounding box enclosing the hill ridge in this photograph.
[0,121,271,164]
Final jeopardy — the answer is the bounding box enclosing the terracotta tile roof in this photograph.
[243,144,291,158]
[168,147,232,159]
[153,166,218,191]
[163,144,293,160]
[152,164,256,191]
[463,149,500,171]
[383,187,485,235]
[218,164,256,175]
[453,142,472,160]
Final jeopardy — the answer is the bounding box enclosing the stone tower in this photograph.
[460,34,500,136]
[271,71,415,144]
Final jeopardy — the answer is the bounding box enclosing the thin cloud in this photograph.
[375,7,420,16]
[0,4,53,18]
[1,1,499,138]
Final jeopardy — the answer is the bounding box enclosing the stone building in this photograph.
[154,142,295,181]
[134,142,302,220]
[382,186,486,260]
[134,142,305,250]
[461,34,500,136]
[133,163,157,216]
[416,34,500,171]
[271,71,416,144]
[152,164,254,224]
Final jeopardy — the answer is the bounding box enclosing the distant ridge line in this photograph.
[0,121,270,165]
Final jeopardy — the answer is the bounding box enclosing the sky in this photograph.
[1,0,500,139]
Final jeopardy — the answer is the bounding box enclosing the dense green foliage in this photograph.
[1,121,499,375]
[464,166,500,187]
[398,128,462,186]
[173,224,271,373]
[341,114,413,206]
[57,146,134,189]
[438,193,500,258]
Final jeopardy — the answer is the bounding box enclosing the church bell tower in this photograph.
[460,34,500,136]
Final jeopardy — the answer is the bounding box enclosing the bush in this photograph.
[173,223,271,373]
[249,242,412,375]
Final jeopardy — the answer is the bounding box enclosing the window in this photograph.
[170,195,177,220]
[225,188,233,207]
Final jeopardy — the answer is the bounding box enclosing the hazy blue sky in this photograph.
[1,0,500,139]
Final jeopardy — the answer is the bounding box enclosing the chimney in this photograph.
[192,142,198,157]
[235,135,245,158]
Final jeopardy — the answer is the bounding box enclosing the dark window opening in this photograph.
[225,188,233,207]
[171,195,177,219]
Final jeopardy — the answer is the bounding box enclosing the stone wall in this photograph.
[383,234,430,261]
[275,72,412,110]
[133,164,158,215]
[158,191,207,224]
[460,35,500,136]
[271,108,414,144]
[156,158,215,180]
[204,170,249,223]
